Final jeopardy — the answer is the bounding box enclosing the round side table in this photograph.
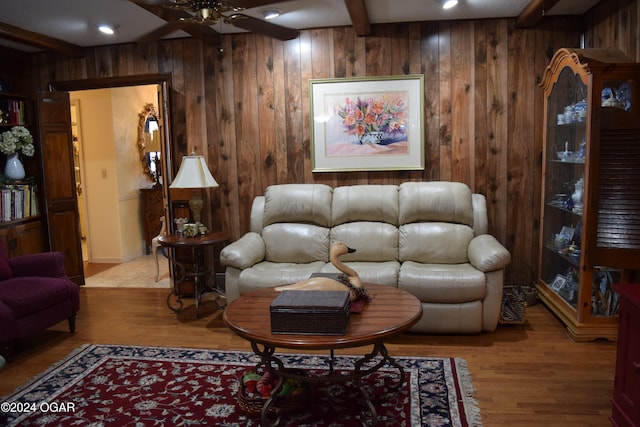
[158,231,230,317]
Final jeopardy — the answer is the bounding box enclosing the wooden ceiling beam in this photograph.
[516,0,561,28]
[0,21,84,57]
[344,0,371,36]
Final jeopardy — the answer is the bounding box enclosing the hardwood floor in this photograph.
[0,288,616,426]
[82,261,119,277]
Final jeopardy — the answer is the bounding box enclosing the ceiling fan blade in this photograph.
[228,13,298,40]
[226,0,295,8]
[130,0,222,45]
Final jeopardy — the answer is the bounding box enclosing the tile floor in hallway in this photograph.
[84,254,171,288]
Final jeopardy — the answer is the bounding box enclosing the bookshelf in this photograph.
[0,91,45,256]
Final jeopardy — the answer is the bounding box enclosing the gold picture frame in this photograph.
[309,75,425,172]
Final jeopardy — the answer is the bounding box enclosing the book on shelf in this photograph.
[0,98,25,125]
[0,181,39,222]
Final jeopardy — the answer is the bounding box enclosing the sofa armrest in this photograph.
[220,232,266,270]
[9,252,67,278]
[468,234,511,272]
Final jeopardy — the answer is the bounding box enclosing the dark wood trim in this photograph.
[0,21,84,58]
[516,0,561,28]
[344,0,371,36]
[49,73,173,92]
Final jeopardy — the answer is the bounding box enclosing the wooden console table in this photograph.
[158,231,229,317]
[140,187,163,255]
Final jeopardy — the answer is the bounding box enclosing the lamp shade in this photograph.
[170,154,219,189]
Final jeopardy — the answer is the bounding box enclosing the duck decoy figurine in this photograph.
[275,241,369,302]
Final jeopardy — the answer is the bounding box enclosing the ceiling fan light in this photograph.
[442,0,458,9]
[98,25,115,35]
[262,9,280,20]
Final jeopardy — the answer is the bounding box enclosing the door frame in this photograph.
[49,73,175,263]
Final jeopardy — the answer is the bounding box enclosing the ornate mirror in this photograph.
[137,103,162,187]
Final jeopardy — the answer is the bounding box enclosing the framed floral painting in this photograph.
[309,75,424,172]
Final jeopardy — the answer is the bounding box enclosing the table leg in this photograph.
[250,343,286,427]
[246,341,405,427]
[353,342,406,426]
[192,247,203,318]
[163,247,185,314]
[191,247,224,317]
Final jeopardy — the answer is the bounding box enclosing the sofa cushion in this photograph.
[0,277,77,318]
[332,185,399,226]
[331,222,398,262]
[398,262,485,303]
[399,222,474,264]
[263,184,333,227]
[263,224,329,263]
[238,261,326,293]
[399,182,473,226]
[320,261,400,286]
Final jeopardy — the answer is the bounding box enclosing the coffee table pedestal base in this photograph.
[250,341,405,427]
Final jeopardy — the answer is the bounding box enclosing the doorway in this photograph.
[70,85,161,263]
[51,74,174,274]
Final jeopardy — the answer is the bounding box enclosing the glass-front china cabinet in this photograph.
[538,48,640,341]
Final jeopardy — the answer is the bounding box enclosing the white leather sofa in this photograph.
[220,182,511,333]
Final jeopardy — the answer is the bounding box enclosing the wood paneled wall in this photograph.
[25,0,638,285]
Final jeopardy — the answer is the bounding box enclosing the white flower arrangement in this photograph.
[0,126,35,157]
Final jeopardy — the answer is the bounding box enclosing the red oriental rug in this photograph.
[1,344,481,426]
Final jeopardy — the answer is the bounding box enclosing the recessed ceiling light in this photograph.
[442,0,458,9]
[262,9,280,20]
[98,25,115,35]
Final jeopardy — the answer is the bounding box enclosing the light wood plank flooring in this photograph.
[0,288,616,427]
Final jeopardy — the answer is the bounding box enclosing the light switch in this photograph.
[101,169,107,179]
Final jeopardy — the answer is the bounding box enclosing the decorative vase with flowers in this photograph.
[0,126,34,180]
[336,95,407,145]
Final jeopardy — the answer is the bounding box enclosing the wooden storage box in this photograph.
[270,290,350,335]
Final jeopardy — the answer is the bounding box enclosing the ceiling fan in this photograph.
[131,0,299,44]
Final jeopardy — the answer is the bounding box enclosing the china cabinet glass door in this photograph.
[538,48,640,341]
[541,66,589,313]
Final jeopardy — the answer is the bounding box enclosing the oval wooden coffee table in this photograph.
[223,283,423,426]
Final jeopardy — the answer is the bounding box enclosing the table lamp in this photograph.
[169,152,219,223]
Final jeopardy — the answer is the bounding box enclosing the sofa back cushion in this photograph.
[398,181,474,227]
[329,185,399,262]
[263,184,333,227]
[263,223,330,263]
[399,222,474,264]
[332,185,399,226]
[331,223,399,262]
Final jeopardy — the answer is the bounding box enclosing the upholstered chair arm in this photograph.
[220,232,266,269]
[9,252,67,278]
[467,234,511,272]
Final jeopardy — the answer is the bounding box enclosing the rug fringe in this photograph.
[3,343,92,398]
[454,358,483,427]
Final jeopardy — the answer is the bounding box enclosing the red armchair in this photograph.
[0,241,79,360]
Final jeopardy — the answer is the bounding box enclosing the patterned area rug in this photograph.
[1,344,481,427]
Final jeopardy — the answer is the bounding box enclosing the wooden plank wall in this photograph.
[25,0,637,286]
